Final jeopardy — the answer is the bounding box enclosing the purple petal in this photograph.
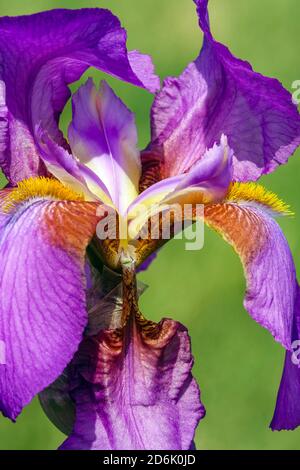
[68,79,141,212]
[128,50,161,94]
[0,9,159,185]
[167,134,233,203]
[36,127,112,204]
[148,0,300,181]
[129,135,232,218]
[271,285,300,430]
[60,318,205,450]
[205,192,297,350]
[0,191,99,419]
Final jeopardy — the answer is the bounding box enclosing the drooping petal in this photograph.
[47,251,204,449]
[68,79,141,214]
[204,183,297,349]
[60,317,204,450]
[147,0,300,181]
[0,181,101,419]
[271,285,300,430]
[0,8,159,185]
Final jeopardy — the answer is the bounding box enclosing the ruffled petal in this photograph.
[271,285,300,430]
[148,0,300,181]
[0,9,159,184]
[60,317,204,450]
[204,184,297,349]
[0,185,100,419]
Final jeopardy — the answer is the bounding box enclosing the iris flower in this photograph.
[0,0,299,450]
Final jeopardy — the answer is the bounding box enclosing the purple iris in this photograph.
[0,0,299,450]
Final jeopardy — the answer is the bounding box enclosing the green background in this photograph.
[0,0,299,450]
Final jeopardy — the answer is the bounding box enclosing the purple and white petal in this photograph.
[36,127,113,205]
[130,135,232,215]
[163,134,233,204]
[128,136,232,238]
[68,79,141,213]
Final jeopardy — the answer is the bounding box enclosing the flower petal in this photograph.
[163,134,233,205]
[204,184,297,349]
[68,79,141,213]
[36,128,113,205]
[128,50,161,94]
[0,187,100,419]
[60,317,204,450]
[147,0,300,181]
[134,135,232,212]
[271,285,300,430]
[128,136,232,241]
[0,9,159,185]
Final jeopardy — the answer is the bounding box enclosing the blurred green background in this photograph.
[0,0,299,450]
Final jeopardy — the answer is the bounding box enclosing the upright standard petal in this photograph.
[147,0,300,181]
[271,285,300,431]
[204,183,297,349]
[0,8,159,185]
[68,79,141,213]
[0,178,101,419]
